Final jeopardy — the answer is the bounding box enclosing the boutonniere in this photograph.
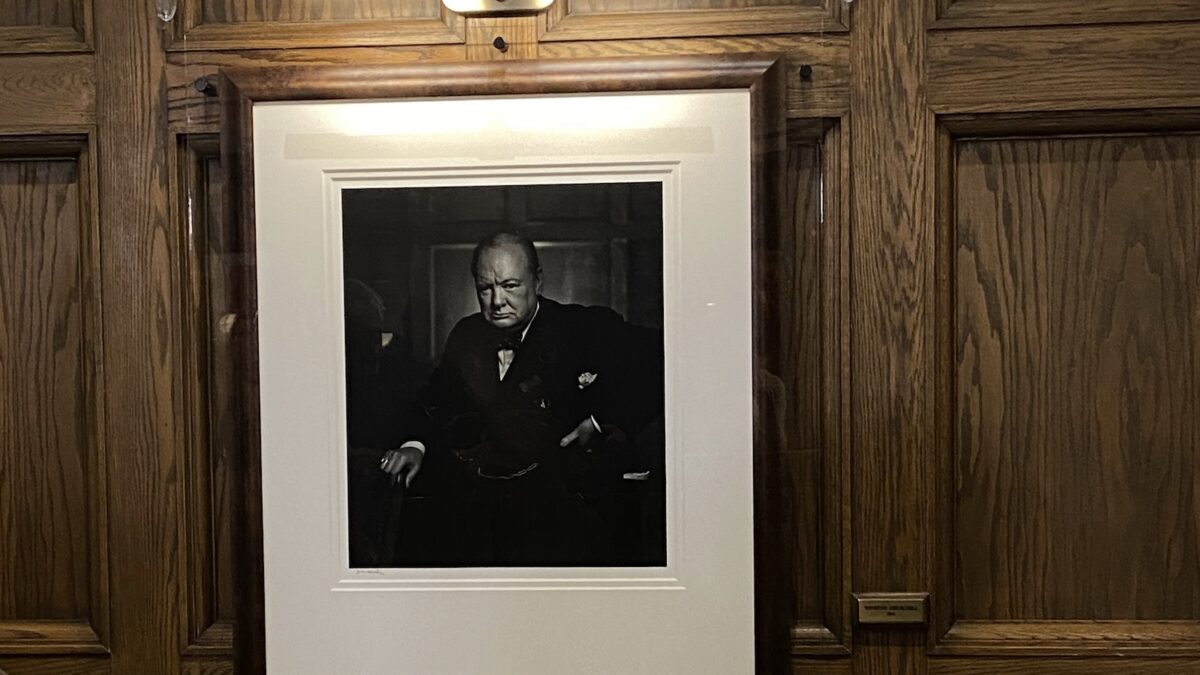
[577,371,598,389]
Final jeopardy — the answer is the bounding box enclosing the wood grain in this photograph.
[221,65,263,675]
[221,53,784,101]
[164,45,466,133]
[176,138,235,662]
[572,0,813,9]
[538,35,850,118]
[940,111,1200,140]
[929,23,1200,113]
[791,658,853,675]
[171,0,461,50]
[94,0,182,672]
[164,37,847,132]
[466,16,538,61]
[180,657,233,675]
[849,0,931,602]
[0,26,88,54]
[849,0,934,669]
[930,656,1200,674]
[200,154,237,640]
[199,0,441,23]
[0,621,104,656]
[938,620,1200,656]
[0,0,90,54]
[932,0,1200,29]
[543,0,845,41]
[0,159,88,623]
[953,135,1200,621]
[819,115,852,661]
[0,656,109,674]
[0,143,108,658]
[0,0,75,27]
[749,52,790,673]
[0,57,93,128]
[754,124,849,664]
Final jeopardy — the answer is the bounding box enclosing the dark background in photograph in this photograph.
[342,182,665,568]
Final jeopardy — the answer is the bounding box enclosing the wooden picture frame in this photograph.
[221,54,785,673]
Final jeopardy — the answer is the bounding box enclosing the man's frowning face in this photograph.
[474,242,541,330]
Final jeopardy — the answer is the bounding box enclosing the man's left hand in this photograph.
[560,417,599,449]
[379,446,423,487]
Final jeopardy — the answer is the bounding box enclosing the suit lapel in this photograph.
[458,320,501,403]
[504,298,556,390]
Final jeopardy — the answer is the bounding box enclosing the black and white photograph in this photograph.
[341,182,667,568]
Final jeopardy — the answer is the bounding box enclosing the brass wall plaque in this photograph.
[853,593,929,625]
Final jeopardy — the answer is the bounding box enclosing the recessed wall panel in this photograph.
[200,0,440,23]
[203,153,237,632]
[755,123,850,663]
[173,0,460,51]
[569,0,817,10]
[180,142,236,659]
[0,159,91,624]
[935,0,1200,28]
[543,0,844,40]
[954,134,1200,620]
[0,0,90,53]
[0,1,76,27]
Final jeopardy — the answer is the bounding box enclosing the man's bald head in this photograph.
[471,231,540,280]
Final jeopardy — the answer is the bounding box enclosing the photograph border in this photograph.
[221,54,785,672]
[328,166,680,586]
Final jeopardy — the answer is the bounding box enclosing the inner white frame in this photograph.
[253,90,754,674]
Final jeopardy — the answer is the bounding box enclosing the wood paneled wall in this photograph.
[0,0,1196,672]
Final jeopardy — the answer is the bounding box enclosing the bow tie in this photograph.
[497,334,522,352]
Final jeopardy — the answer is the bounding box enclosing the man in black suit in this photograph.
[380,231,664,566]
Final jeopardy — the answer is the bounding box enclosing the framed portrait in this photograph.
[223,55,785,673]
